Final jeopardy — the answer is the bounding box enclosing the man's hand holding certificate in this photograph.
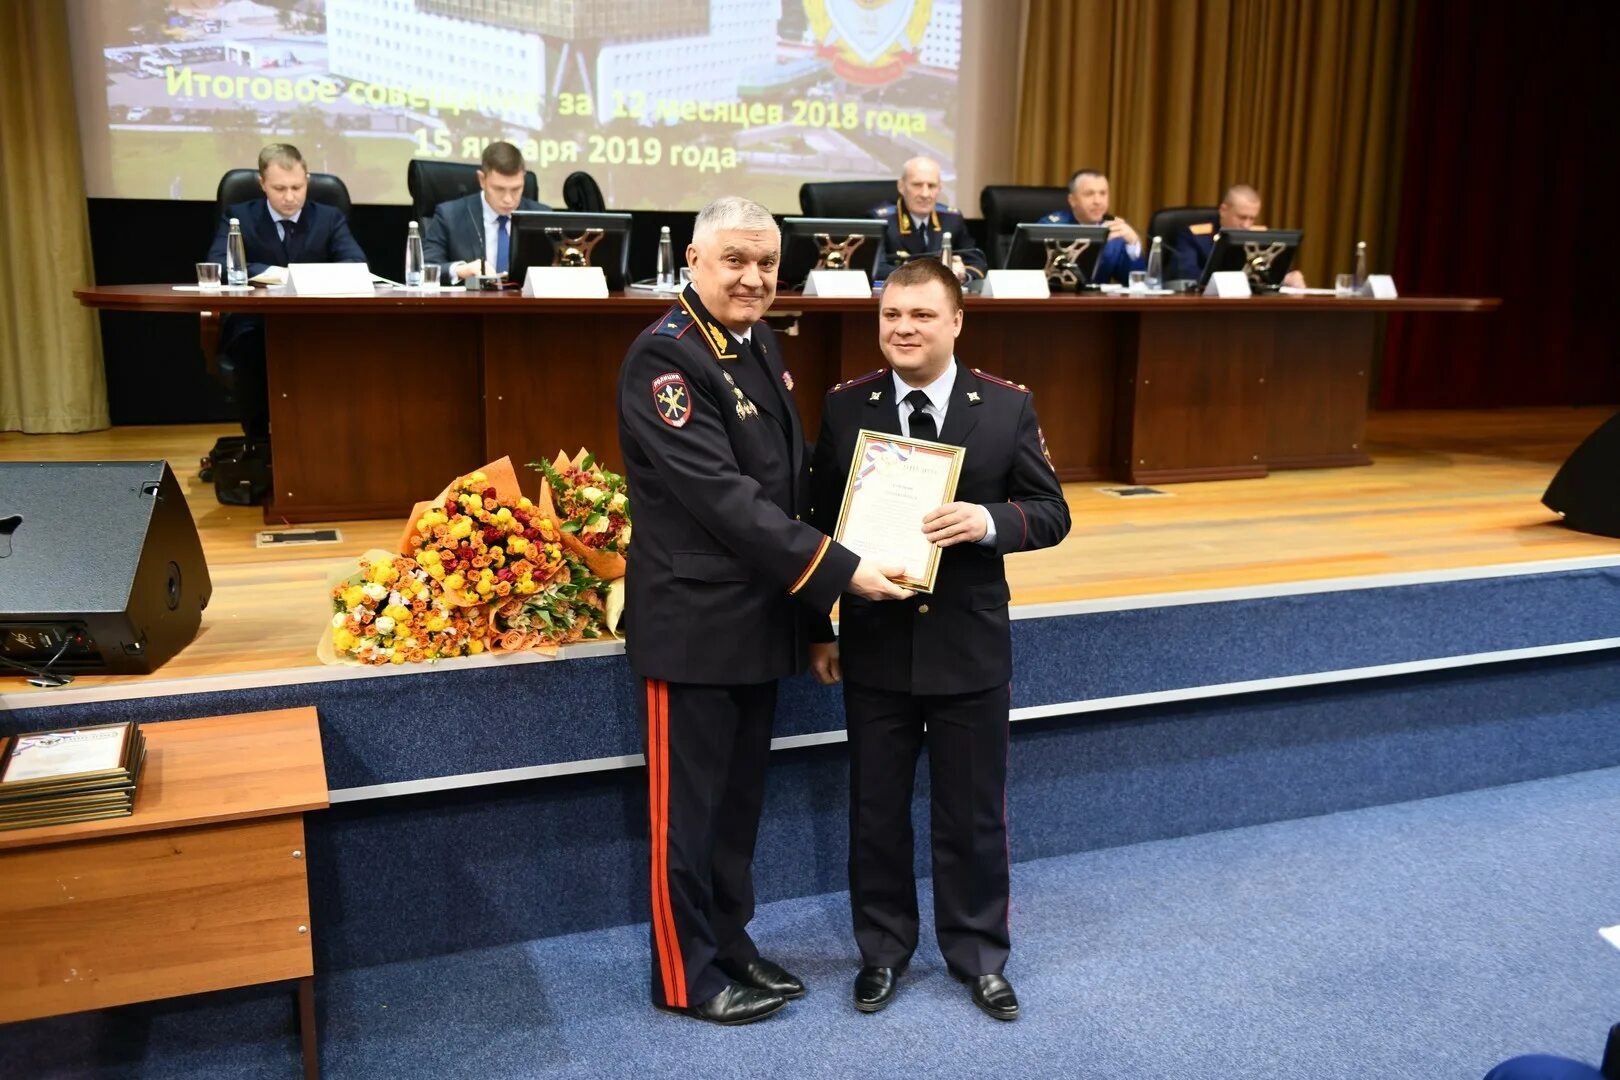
[832,430,966,593]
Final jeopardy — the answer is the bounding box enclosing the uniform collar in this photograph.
[896,199,942,235]
[677,283,741,361]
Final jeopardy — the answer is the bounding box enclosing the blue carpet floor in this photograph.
[8,766,1618,1080]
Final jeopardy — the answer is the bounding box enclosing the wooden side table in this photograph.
[0,708,329,1078]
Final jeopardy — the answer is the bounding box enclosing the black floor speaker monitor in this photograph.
[0,461,212,676]
[1542,413,1620,539]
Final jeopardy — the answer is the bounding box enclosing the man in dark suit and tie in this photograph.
[809,256,1071,1022]
[205,142,367,442]
[421,141,549,285]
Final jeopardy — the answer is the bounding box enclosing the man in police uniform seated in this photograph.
[421,140,550,285]
[1038,168,1146,285]
[206,142,367,443]
[808,256,1072,1021]
[617,196,910,1026]
[873,156,988,283]
[1164,182,1307,288]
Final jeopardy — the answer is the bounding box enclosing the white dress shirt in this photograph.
[269,206,303,244]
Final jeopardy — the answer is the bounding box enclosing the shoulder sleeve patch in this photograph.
[971,369,1030,394]
[651,371,693,428]
[1189,222,1214,237]
[650,308,694,339]
[830,368,887,393]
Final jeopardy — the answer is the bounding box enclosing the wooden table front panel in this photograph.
[483,314,633,483]
[1264,313,1376,469]
[0,815,313,1022]
[266,315,486,522]
[1127,313,1271,483]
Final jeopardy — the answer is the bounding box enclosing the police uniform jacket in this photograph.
[618,284,859,686]
[1040,210,1145,285]
[1165,219,1218,282]
[872,201,988,281]
[810,362,1071,696]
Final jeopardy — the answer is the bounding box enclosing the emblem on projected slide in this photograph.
[806,0,935,85]
[652,372,692,428]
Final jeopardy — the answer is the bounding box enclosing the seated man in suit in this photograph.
[1165,183,1306,288]
[1038,168,1145,285]
[205,142,367,442]
[421,141,550,285]
[873,156,987,284]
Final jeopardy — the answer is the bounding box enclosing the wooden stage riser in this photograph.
[266,309,1380,521]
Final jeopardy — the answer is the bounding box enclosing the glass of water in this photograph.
[196,262,222,289]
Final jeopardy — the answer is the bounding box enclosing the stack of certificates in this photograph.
[0,721,148,831]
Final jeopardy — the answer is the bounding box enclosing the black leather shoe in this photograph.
[853,965,903,1013]
[658,983,787,1025]
[718,956,806,999]
[964,972,1019,1021]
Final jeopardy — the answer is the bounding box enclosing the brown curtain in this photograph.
[1015,0,1415,288]
[0,0,107,433]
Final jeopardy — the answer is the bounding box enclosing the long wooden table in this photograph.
[74,286,1496,523]
[0,708,329,1078]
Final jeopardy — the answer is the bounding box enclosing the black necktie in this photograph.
[904,389,936,441]
[281,218,297,258]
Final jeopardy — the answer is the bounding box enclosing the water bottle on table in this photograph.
[657,226,675,287]
[1144,235,1164,290]
[225,218,248,286]
[404,222,425,287]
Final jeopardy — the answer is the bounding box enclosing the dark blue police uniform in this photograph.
[617,284,859,1011]
[1039,209,1145,285]
[872,200,988,281]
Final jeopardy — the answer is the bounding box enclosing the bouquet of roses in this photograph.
[531,450,631,581]
[402,459,562,608]
[490,552,608,655]
[324,551,488,664]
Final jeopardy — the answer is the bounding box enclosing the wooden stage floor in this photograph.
[3,408,1616,695]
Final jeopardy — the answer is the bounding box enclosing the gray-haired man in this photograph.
[616,197,906,1024]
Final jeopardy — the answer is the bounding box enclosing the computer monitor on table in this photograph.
[509,210,633,290]
[779,217,886,289]
[1197,228,1303,292]
[1002,223,1110,291]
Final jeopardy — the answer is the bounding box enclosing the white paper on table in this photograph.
[250,266,288,285]
[1278,286,1339,296]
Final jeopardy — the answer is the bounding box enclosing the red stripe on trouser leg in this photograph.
[647,679,686,1007]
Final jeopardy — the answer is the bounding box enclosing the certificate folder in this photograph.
[833,430,965,594]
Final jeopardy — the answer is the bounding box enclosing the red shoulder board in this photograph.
[971,369,1030,393]
[830,369,887,393]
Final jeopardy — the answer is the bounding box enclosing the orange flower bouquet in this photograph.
[404,459,563,609]
[490,553,608,656]
[531,450,630,582]
[318,454,625,665]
